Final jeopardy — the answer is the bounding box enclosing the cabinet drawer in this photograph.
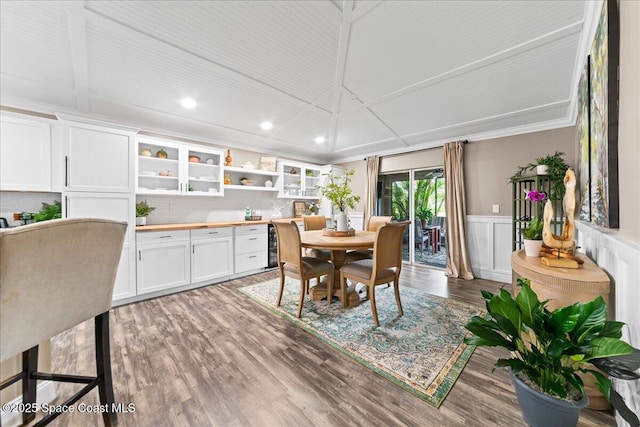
[235,250,267,273]
[235,224,267,236]
[235,233,267,254]
[137,230,190,244]
[191,227,233,240]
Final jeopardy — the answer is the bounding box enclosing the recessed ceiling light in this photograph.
[180,98,197,109]
[260,121,273,130]
[314,136,325,144]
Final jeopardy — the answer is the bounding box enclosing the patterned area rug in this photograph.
[238,278,483,408]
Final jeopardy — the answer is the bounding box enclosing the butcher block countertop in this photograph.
[136,218,302,232]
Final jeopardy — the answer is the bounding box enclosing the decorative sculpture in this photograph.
[541,169,580,267]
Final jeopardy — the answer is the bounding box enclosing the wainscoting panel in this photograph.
[466,216,511,284]
[576,220,640,424]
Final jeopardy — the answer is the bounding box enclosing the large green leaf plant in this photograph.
[465,278,640,426]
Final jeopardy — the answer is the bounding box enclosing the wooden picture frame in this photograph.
[293,201,307,217]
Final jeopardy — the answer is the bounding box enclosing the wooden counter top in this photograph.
[136,218,302,232]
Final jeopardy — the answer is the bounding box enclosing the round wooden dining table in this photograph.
[299,229,376,307]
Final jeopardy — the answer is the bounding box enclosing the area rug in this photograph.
[238,278,484,408]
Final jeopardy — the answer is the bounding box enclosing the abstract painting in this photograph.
[577,0,619,228]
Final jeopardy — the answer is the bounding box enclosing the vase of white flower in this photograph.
[318,169,360,231]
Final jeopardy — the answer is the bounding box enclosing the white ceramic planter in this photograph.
[523,239,542,256]
[536,165,549,175]
[136,216,146,226]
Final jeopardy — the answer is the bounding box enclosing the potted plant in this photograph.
[509,151,570,200]
[317,169,360,231]
[416,206,434,229]
[520,189,546,256]
[135,200,155,226]
[465,278,640,427]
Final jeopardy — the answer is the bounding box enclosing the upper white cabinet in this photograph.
[136,136,224,196]
[276,160,322,199]
[0,114,52,192]
[62,120,136,193]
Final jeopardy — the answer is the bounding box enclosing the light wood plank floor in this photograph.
[37,266,614,426]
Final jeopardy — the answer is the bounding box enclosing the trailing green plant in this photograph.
[464,278,640,427]
[318,169,360,212]
[509,151,570,200]
[135,200,156,217]
[33,201,62,222]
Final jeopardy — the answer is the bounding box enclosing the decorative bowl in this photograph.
[240,179,257,186]
[189,156,201,163]
[140,148,152,157]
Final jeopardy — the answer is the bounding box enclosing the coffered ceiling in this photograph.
[0,1,597,163]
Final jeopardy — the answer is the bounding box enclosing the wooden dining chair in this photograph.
[345,215,393,262]
[302,215,331,262]
[273,220,335,317]
[0,218,127,426]
[339,221,410,326]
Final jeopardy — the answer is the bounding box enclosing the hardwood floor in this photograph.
[39,266,614,426]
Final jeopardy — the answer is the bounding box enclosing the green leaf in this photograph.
[515,282,540,328]
[610,387,640,427]
[571,297,607,342]
[548,304,580,335]
[588,337,635,360]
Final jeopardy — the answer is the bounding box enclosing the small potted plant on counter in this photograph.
[464,278,640,427]
[135,200,155,226]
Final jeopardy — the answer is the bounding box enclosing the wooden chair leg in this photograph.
[276,272,285,306]
[340,273,348,308]
[296,278,305,318]
[326,271,333,306]
[370,285,379,327]
[95,312,116,427]
[22,346,38,425]
[393,279,403,317]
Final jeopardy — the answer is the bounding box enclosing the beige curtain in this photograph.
[444,141,474,280]
[364,156,379,223]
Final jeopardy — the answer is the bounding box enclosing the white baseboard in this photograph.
[1,381,56,427]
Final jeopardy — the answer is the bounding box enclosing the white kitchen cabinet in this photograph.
[64,192,136,301]
[136,136,224,196]
[277,160,322,199]
[136,230,191,295]
[234,224,267,273]
[0,113,52,192]
[191,227,233,283]
[223,166,279,192]
[62,119,136,193]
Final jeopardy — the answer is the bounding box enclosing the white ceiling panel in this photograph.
[344,0,585,102]
[368,31,580,136]
[0,1,74,91]
[271,110,332,149]
[84,18,303,137]
[85,0,341,104]
[334,109,399,151]
[0,1,595,163]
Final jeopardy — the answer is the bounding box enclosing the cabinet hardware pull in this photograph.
[138,250,141,261]
[65,196,69,216]
[248,255,257,258]
[193,244,195,253]
[249,228,257,231]
[159,235,172,238]
[208,231,218,234]
[249,237,257,240]
[64,156,69,187]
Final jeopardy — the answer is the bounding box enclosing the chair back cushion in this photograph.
[373,221,410,273]
[0,218,126,362]
[302,215,326,231]
[272,220,303,268]
[366,216,392,232]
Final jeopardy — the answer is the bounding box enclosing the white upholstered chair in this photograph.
[0,218,127,426]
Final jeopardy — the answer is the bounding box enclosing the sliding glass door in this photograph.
[378,168,445,267]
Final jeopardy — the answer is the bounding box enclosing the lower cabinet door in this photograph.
[137,240,190,295]
[191,236,233,283]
